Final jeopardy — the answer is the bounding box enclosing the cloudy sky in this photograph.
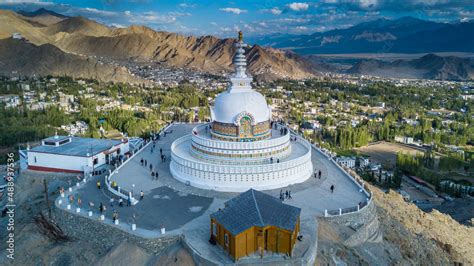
[1,0,473,37]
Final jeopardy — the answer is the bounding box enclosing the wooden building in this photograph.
[210,189,301,261]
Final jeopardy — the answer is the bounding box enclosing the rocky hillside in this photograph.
[0,9,316,81]
[0,38,141,83]
[317,184,473,265]
[371,186,473,264]
[347,54,474,80]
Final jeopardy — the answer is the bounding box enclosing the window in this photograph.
[224,233,229,246]
[93,158,98,165]
[212,223,217,237]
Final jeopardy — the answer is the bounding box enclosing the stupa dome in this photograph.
[212,90,271,125]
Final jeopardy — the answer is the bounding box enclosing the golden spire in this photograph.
[238,31,243,42]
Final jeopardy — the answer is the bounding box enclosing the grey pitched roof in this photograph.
[211,189,301,235]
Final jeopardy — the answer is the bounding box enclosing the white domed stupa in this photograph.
[170,31,313,192]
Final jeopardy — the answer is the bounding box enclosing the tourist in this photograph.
[319,170,322,179]
[119,198,123,207]
[277,159,280,163]
[77,197,82,206]
[99,202,104,214]
[288,191,292,199]
[160,148,163,155]
[112,210,117,222]
[285,190,289,199]
[149,164,153,171]
[96,180,101,190]
[145,160,147,166]
[314,171,317,178]
[140,158,144,166]
[110,197,114,207]
[69,195,74,204]
[270,157,273,164]
[155,172,159,180]
[140,190,144,200]
[330,185,335,193]
[151,148,153,154]
[89,201,94,210]
[127,197,132,206]
[151,171,154,178]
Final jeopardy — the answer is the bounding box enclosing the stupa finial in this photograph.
[238,31,243,42]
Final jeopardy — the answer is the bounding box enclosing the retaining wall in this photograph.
[53,206,181,255]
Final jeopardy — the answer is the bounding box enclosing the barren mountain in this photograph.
[0,9,316,81]
[0,38,142,83]
[347,54,474,80]
[18,8,68,26]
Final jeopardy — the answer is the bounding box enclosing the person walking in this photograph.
[288,191,292,199]
[319,170,322,179]
[140,158,144,166]
[96,180,101,190]
[140,190,144,200]
[149,164,153,171]
[99,202,104,214]
[110,197,114,207]
[145,160,147,167]
[119,198,123,207]
[330,185,335,193]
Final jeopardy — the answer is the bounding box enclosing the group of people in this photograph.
[269,157,280,164]
[314,169,322,179]
[280,189,292,201]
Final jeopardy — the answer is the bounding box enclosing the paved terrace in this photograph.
[56,123,368,264]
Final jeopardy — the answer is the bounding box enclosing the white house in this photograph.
[336,156,356,168]
[27,135,129,173]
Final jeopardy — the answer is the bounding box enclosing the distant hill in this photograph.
[347,54,474,80]
[18,7,68,26]
[0,9,317,81]
[249,17,474,55]
[0,38,142,83]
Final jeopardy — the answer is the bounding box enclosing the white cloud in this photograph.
[178,3,197,8]
[270,7,282,15]
[287,2,309,11]
[219,7,247,15]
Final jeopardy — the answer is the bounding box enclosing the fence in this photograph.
[284,124,374,218]
[104,123,173,205]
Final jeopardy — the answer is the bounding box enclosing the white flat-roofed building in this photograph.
[27,135,130,173]
[336,156,356,169]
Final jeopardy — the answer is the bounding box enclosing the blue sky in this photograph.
[1,0,473,37]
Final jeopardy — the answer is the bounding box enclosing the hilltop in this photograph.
[0,9,316,81]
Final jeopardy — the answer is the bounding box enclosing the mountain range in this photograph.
[249,17,474,55]
[0,8,473,82]
[0,9,315,82]
[347,54,474,81]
